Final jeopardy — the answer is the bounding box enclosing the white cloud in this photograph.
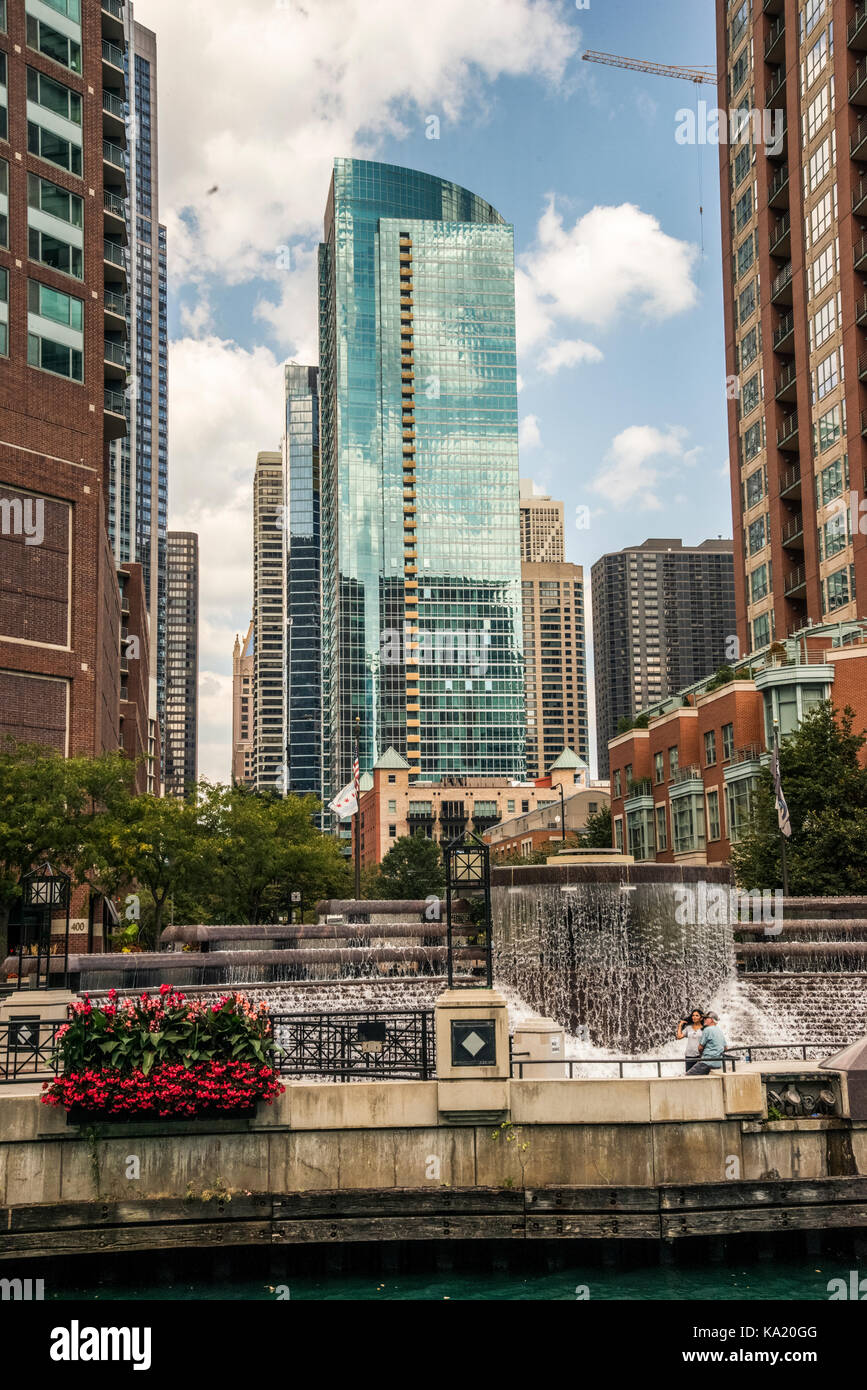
[590,425,689,511]
[135,0,578,287]
[519,414,542,450]
[516,198,700,372]
[197,670,234,784]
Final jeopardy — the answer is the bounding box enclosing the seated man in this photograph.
[685,1011,727,1075]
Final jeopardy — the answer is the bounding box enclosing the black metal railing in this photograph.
[510,1042,846,1078]
[272,1009,435,1080]
[0,1019,63,1083]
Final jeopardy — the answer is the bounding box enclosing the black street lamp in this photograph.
[19,862,71,992]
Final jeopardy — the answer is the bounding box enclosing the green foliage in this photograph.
[581,802,612,849]
[730,702,867,895]
[372,834,445,899]
[706,665,737,692]
[615,713,650,735]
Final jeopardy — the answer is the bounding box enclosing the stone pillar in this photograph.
[511,1015,567,1079]
[0,990,75,1078]
[435,987,510,1123]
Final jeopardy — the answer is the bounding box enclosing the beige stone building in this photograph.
[232,621,255,786]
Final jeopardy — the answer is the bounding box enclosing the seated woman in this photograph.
[676,1007,705,1074]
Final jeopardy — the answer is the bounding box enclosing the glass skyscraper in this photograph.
[318,158,525,797]
[283,363,323,809]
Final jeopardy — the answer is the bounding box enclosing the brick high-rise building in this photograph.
[717,0,867,652]
[592,539,736,779]
[519,481,588,777]
[0,0,132,760]
[232,620,254,786]
[164,530,198,798]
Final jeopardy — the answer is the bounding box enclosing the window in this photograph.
[752,612,771,649]
[743,420,762,462]
[27,67,81,123]
[669,746,679,778]
[819,508,847,560]
[507,799,515,814]
[726,779,755,843]
[655,804,668,852]
[815,349,839,401]
[387,774,395,784]
[26,67,82,175]
[818,457,844,506]
[746,468,764,508]
[730,1,748,51]
[0,266,7,357]
[751,563,769,601]
[739,327,758,369]
[816,403,842,452]
[733,144,751,188]
[387,799,396,814]
[722,723,734,762]
[612,772,621,799]
[824,564,851,612]
[736,234,755,279]
[39,0,81,17]
[738,280,756,324]
[704,730,717,767]
[735,187,753,231]
[26,11,82,74]
[731,47,750,97]
[707,789,721,842]
[807,135,833,192]
[805,31,828,91]
[803,0,826,39]
[805,81,831,141]
[0,158,7,249]
[748,516,766,555]
[808,191,834,246]
[388,825,396,838]
[0,50,7,143]
[27,278,83,380]
[521,800,529,814]
[654,751,664,785]
[672,796,706,854]
[741,373,760,416]
[27,173,83,278]
[812,294,837,347]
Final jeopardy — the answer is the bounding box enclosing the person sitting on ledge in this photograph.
[685,1012,727,1075]
[676,1007,705,1074]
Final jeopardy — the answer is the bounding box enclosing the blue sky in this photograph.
[137,0,729,780]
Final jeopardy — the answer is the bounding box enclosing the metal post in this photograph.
[354,716,361,902]
[559,781,566,842]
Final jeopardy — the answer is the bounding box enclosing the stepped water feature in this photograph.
[491,863,735,1052]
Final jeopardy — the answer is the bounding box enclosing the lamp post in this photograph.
[444,832,492,988]
[19,863,71,992]
[558,781,566,842]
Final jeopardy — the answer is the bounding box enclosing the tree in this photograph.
[730,701,867,895]
[375,834,445,900]
[581,802,613,849]
[0,741,133,962]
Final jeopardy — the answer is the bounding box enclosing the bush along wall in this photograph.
[42,986,285,1119]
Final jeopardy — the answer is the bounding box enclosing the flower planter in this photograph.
[64,1104,256,1126]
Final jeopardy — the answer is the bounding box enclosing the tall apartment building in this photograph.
[519,480,589,777]
[318,158,525,798]
[283,362,323,806]
[164,530,197,797]
[252,450,284,791]
[0,0,132,759]
[232,620,254,786]
[717,0,867,653]
[592,539,737,778]
[105,16,167,762]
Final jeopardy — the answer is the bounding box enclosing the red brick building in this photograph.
[0,1,128,761]
[608,622,867,866]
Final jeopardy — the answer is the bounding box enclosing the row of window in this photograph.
[617,779,755,860]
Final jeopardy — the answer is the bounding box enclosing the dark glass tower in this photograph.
[283,362,323,808]
[318,157,525,798]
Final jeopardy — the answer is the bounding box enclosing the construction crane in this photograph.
[582,50,716,86]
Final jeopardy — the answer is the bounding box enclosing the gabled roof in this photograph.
[549,747,589,771]
[373,746,412,771]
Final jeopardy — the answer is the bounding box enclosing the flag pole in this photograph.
[354,715,361,902]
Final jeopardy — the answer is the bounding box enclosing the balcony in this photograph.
[855,181,867,218]
[104,287,127,334]
[765,15,785,63]
[101,0,124,43]
[103,238,127,287]
[857,293,867,327]
[853,116,867,162]
[783,563,807,597]
[102,38,125,93]
[104,387,127,440]
[773,309,795,353]
[774,360,797,402]
[765,66,785,109]
[779,462,801,499]
[729,743,765,767]
[851,57,867,105]
[776,409,798,450]
[103,188,126,239]
[103,338,126,379]
[763,0,782,12]
[102,139,127,194]
[857,236,867,273]
[861,409,867,437]
[770,260,793,304]
[767,163,789,208]
[781,512,804,548]
[859,353,867,382]
[850,0,867,51]
[102,88,125,141]
[769,211,790,258]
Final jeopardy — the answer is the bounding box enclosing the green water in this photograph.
[47,1254,862,1301]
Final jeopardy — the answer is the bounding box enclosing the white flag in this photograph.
[328,781,358,820]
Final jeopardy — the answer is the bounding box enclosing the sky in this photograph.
[134,0,729,782]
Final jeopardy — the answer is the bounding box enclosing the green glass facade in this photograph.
[319,158,525,796]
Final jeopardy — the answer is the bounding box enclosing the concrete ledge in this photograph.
[511,1079,651,1125]
[650,1077,726,1123]
[722,1072,764,1116]
[269,1081,438,1132]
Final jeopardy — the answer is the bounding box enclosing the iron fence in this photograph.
[0,1019,63,1083]
[272,1009,435,1080]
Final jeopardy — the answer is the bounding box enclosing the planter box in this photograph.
[65,1104,256,1126]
